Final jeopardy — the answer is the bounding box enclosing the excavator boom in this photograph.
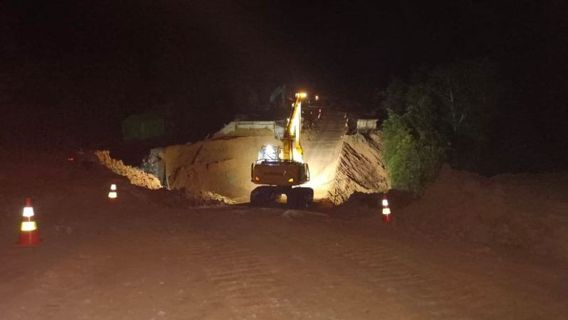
[282,92,305,162]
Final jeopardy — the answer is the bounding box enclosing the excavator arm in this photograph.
[282,92,306,163]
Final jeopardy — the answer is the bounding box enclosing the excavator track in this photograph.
[250,186,313,208]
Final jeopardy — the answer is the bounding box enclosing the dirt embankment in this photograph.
[398,165,568,260]
[162,135,281,204]
[328,132,389,204]
[95,150,162,190]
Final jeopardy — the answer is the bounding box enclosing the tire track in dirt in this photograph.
[271,219,508,319]
[320,233,553,320]
[334,244,462,318]
[0,250,98,320]
[186,238,296,319]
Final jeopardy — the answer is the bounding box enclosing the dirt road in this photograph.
[0,156,566,320]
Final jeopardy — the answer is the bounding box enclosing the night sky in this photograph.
[1,0,567,169]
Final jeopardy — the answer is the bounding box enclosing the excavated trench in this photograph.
[96,112,389,206]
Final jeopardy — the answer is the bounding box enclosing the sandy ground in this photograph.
[1,152,567,320]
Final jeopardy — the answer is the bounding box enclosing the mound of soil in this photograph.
[398,165,568,260]
[95,150,162,190]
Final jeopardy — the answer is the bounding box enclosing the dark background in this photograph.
[1,0,566,172]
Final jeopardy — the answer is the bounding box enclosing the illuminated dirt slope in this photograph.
[302,110,346,199]
[327,132,389,204]
[162,135,280,204]
[303,110,388,203]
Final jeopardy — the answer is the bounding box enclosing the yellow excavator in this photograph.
[250,92,314,207]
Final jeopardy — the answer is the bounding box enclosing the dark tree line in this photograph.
[379,57,567,193]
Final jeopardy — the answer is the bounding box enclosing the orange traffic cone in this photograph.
[19,198,40,246]
[108,183,118,201]
[381,194,392,223]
